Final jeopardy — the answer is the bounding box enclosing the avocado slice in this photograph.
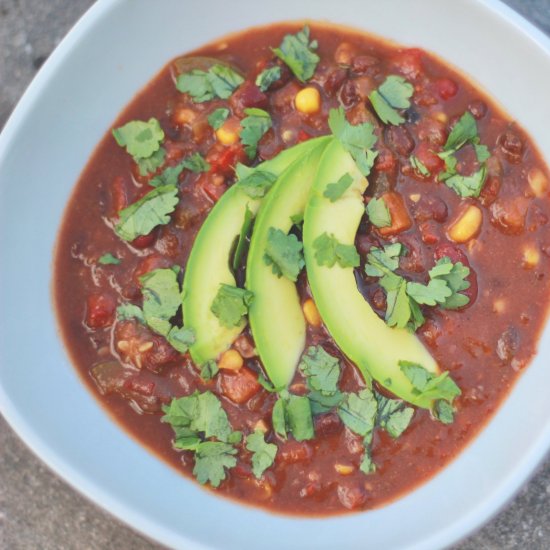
[246,137,331,388]
[303,139,439,409]
[183,137,327,365]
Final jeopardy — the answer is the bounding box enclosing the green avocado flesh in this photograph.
[183,137,327,365]
[303,139,439,409]
[246,137,331,389]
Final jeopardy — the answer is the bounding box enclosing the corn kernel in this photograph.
[433,111,448,123]
[281,129,296,144]
[138,341,154,353]
[448,204,482,243]
[409,193,421,203]
[173,107,196,125]
[523,245,540,269]
[295,87,321,114]
[335,463,355,475]
[303,298,322,327]
[528,168,548,198]
[218,349,243,371]
[254,419,269,433]
[215,120,240,146]
[493,298,507,314]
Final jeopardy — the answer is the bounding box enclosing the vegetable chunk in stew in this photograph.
[54,22,550,515]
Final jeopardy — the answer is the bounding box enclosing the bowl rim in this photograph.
[1,1,550,549]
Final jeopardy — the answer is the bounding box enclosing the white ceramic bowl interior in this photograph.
[1,1,550,549]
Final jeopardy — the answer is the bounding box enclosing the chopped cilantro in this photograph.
[246,430,277,478]
[406,279,452,307]
[116,303,145,324]
[375,394,414,438]
[399,361,461,423]
[207,108,230,130]
[299,346,341,395]
[240,108,272,159]
[365,243,404,277]
[313,232,360,268]
[211,284,254,328]
[193,441,238,487]
[360,449,376,474]
[272,25,319,82]
[366,197,392,228]
[308,390,345,415]
[255,66,282,92]
[232,205,254,272]
[328,107,378,176]
[166,325,195,354]
[112,118,165,159]
[369,76,414,125]
[428,257,471,309]
[136,147,166,176]
[323,173,354,202]
[337,389,378,440]
[115,185,179,242]
[98,253,121,265]
[149,153,210,188]
[272,392,314,441]
[176,64,244,102]
[235,164,277,198]
[263,227,305,282]
[200,360,219,381]
[437,111,490,198]
[410,155,431,177]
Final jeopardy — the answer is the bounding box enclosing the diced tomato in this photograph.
[435,78,458,100]
[277,440,312,464]
[377,192,412,237]
[337,484,367,510]
[86,293,116,329]
[392,48,424,80]
[490,196,529,235]
[130,231,157,249]
[374,149,397,173]
[419,221,440,244]
[414,141,445,174]
[198,173,228,202]
[111,176,128,214]
[122,377,156,397]
[207,144,247,176]
[297,130,312,143]
[220,366,261,404]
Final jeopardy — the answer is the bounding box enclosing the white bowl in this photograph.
[1,0,550,548]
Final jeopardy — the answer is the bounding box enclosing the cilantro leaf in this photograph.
[255,66,282,92]
[299,346,341,395]
[337,389,378,439]
[365,243,404,277]
[176,64,244,102]
[162,391,234,443]
[433,399,455,424]
[211,284,254,328]
[235,164,277,198]
[443,165,487,198]
[246,430,277,478]
[410,155,431,177]
[263,227,305,282]
[272,392,314,441]
[443,111,478,153]
[406,279,452,306]
[232,205,254,272]
[167,325,195,353]
[313,232,360,268]
[360,448,376,474]
[200,360,219,381]
[369,76,414,125]
[98,253,121,265]
[308,390,345,415]
[115,185,179,242]
[113,118,165,159]
[208,108,230,130]
[366,197,391,228]
[136,147,166,176]
[193,441,237,487]
[399,361,461,420]
[375,394,414,438]
[240,108,272,159]
[139,267,181,336]
[149,153,210,188]
[384,277,414,329]
[329,107,378,176]
[323,173,354,202]
[428,257,471,309]
[116,303,145,324]
[272,25,319,82]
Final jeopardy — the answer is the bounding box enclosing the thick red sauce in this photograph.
[54,22,550,515]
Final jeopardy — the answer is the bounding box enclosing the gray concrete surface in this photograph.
[1,0,550,548]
